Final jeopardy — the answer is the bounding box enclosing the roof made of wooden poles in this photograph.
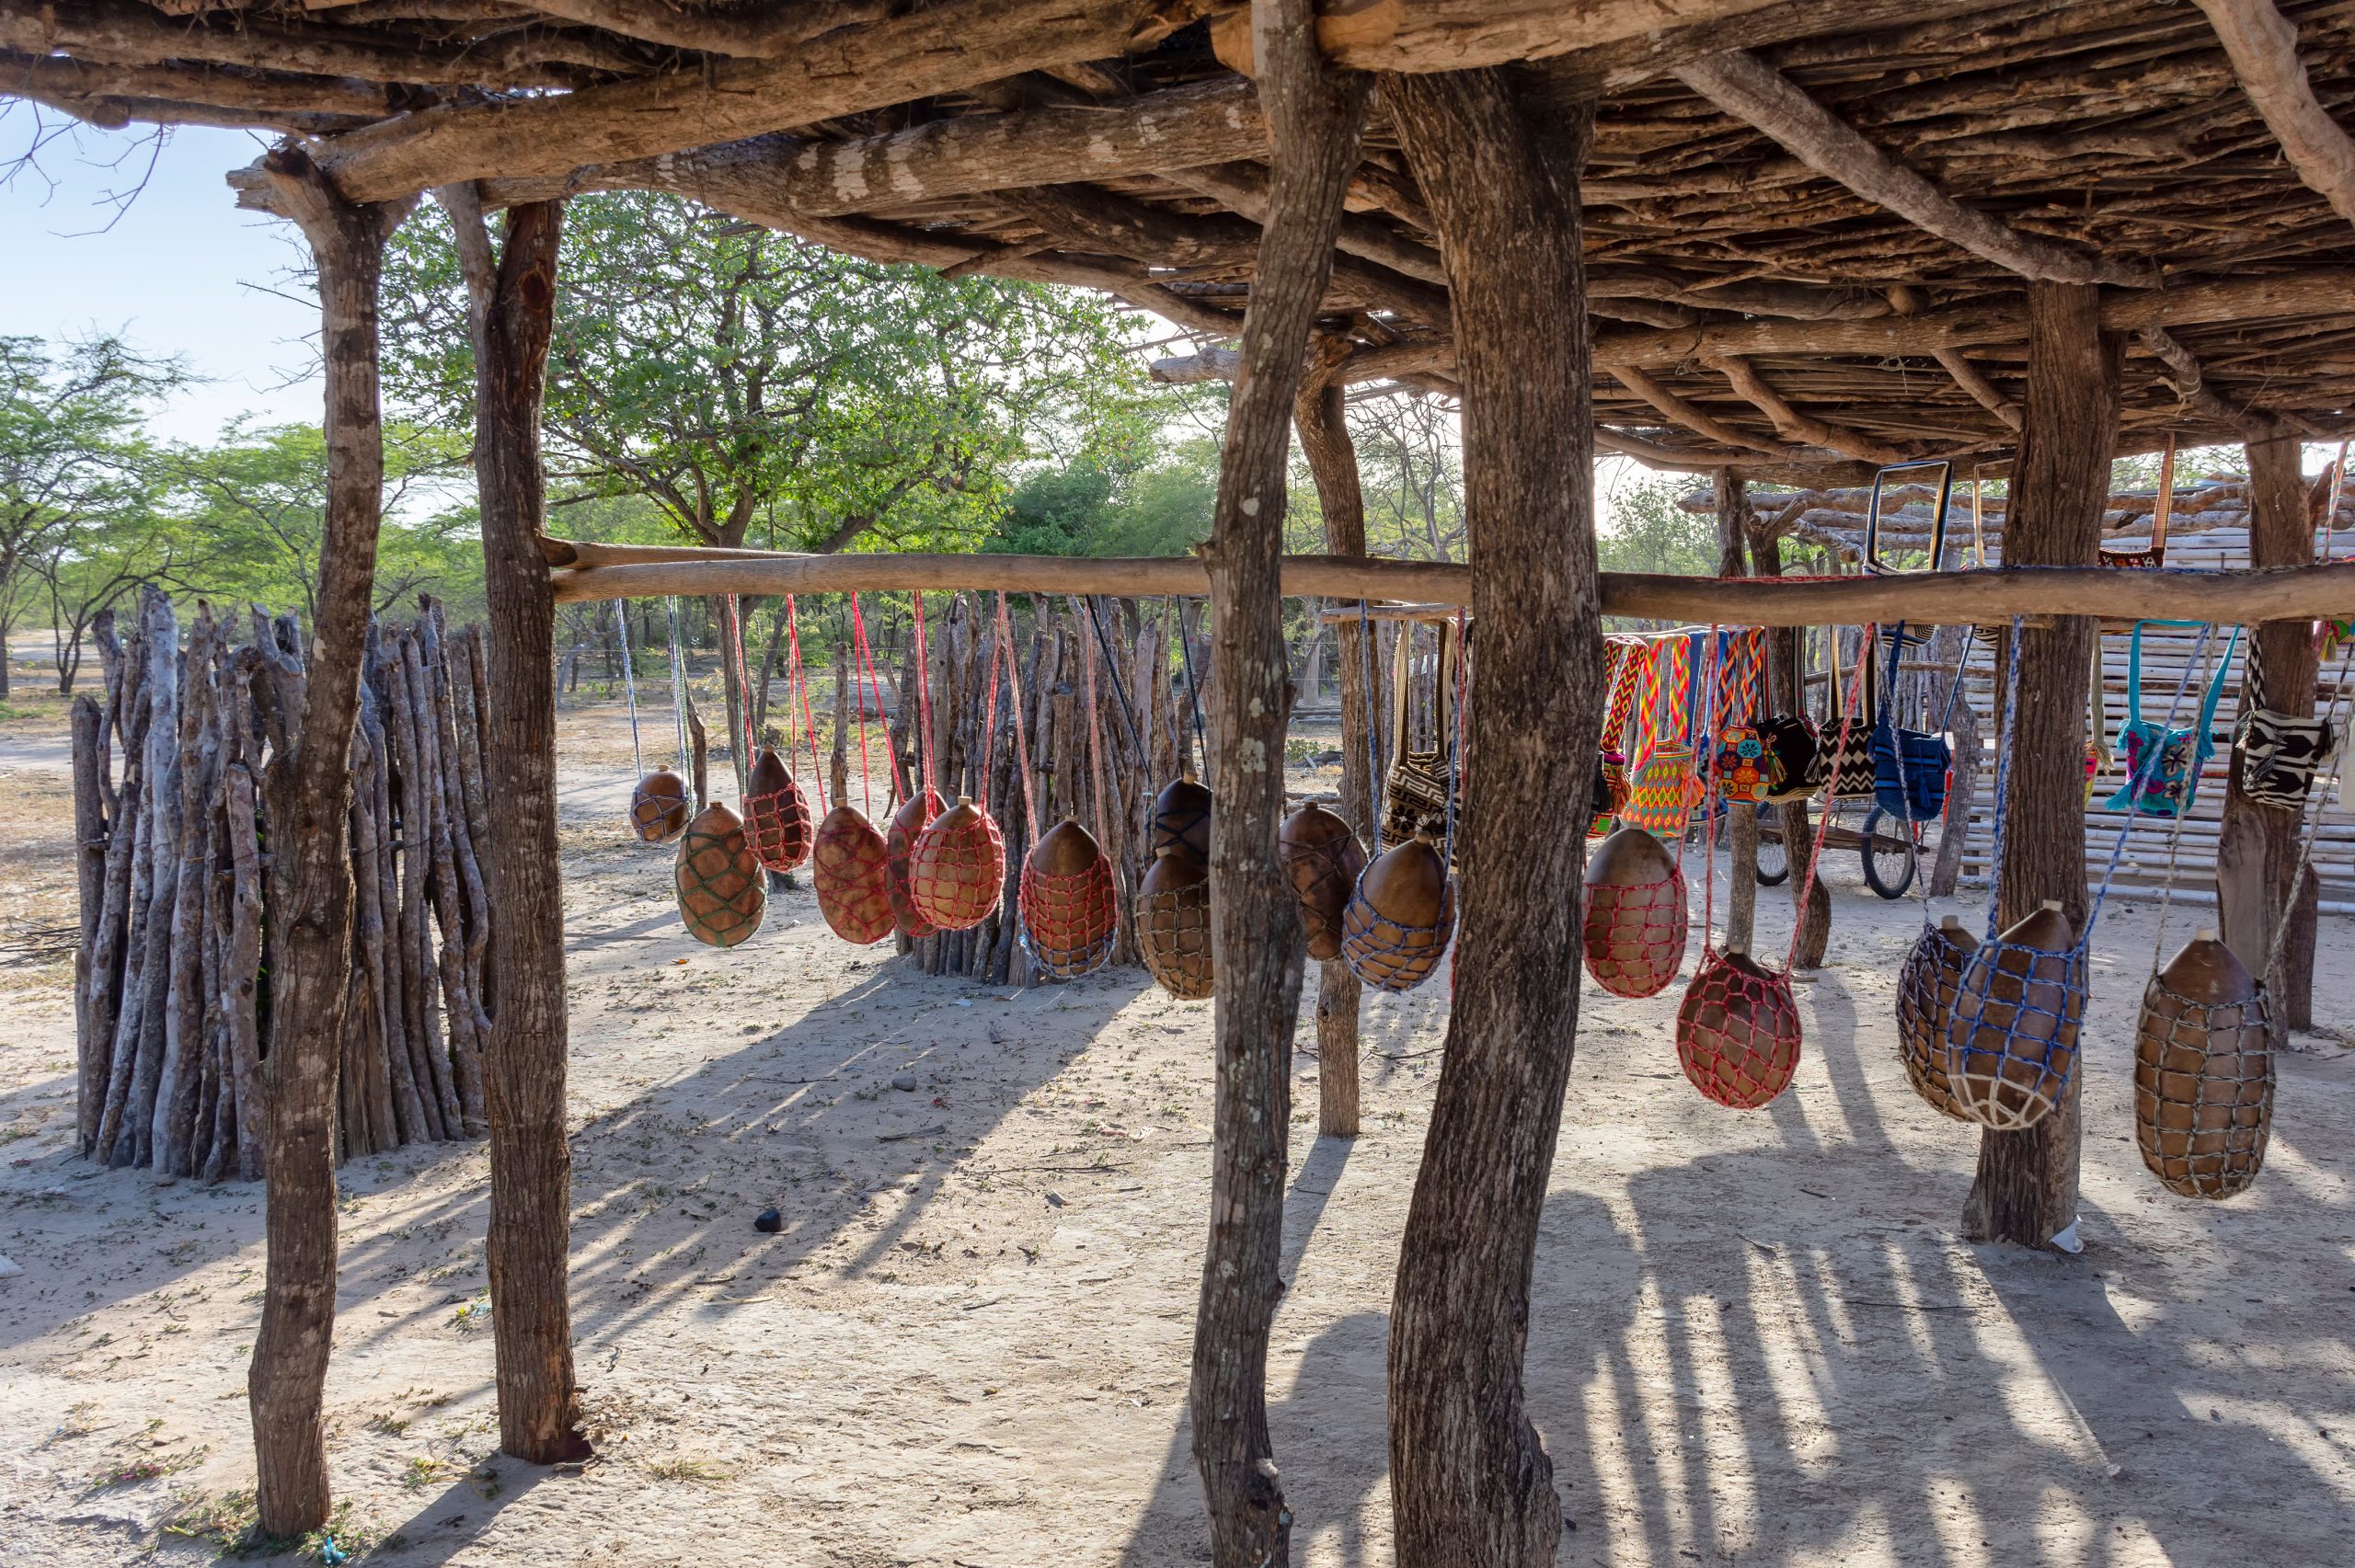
[13,0,2355,479]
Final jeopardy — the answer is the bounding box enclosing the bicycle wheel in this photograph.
[1753,801,1790,886]
[1860,807,1917,899]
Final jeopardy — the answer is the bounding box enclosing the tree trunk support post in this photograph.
[248,146,411,1539]
[2218,431,2319,1041]
[442,187,594,1464]
[1960,280,2116,1250]
[1293,340,1369,1139]
[1382,70,1599,1562]
[1188,5,1364,1562]
[1714,468,1760,950]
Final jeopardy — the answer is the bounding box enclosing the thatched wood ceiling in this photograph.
[10,0,2355,475]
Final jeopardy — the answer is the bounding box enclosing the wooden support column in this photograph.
[1960,281,2116,1251]
[1188,1,1363,1561]
[1715,469,1761,950]
[442,189,594,1463]
[1744,517,1830,963]
[1382,69,1598,1562]
[2218,432,2319,1042]
[248,145,410,1539]
[1293,342,1369,1139]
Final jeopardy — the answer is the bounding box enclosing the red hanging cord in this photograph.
[1079,601,1109,848]
[912,591,936,797]
[784,594,827,814]
[995,592,1040,841]
[1782,623,1875,972]
[1697,627,1724,955]
[849,594,878,816]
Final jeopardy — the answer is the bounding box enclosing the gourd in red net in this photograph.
[1340,831,1454,994]
[1894,914,1979,1122]
[908,795,1005,933]
[674,802,765,948]
[1137,842,1214,1000]
[629,769,691,845]
[741,746,812,873]
[1674,944,1803,1108]
[1279,802,1365,962]
[2135,928,2272,1200]
[886,788,943,938]
[811,805,894,945]
[1021,819,1119,979]
[1943,900,2083,1132]
[1581,825,1686,999]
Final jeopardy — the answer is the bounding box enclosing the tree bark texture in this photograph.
[1960,281,2115,1251]
[2217,431,2318,1044]
[1293,363,1368,1140]
[1746,509,1830,963]
[451,195,593,1465]
[247,145,408,1539]
[1714,469,1760,949]
[1382,68,1599,1564]
[1189,6,1364,1562]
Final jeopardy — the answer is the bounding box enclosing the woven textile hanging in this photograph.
[2134,931,2273,1199]
[674,803,765,947]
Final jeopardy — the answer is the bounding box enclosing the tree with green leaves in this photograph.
[0,333,185,697]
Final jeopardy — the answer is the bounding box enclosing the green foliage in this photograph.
[988,439,1221,558]
[382,193,1165,554]
[1598,469,1719,577]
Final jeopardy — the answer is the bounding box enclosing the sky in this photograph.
[2,117,327,443]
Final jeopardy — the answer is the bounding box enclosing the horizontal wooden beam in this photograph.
[541,538,2355,625]
[2195,0,2355,232]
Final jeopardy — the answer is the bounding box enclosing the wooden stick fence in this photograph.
[73,588,496,1182]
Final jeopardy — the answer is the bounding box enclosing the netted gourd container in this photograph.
[1944,901,2084,1132]
[1674,947,1803,1109]
[1581,825,1687,999]
[1895,916,1979,1122]
[886,788,943,938]
[1280,802,1366,963]
[1152,776,1212,861]
[811,805,894,945]
[741,748,812,874]
[2135,931,2273,1200]
[1340,837,1454,994]
[908,795,1005,933]
[1019,819,1119,980]
[629,769,692,845]
[673,803,765,948]
[1137,845,1214,1001]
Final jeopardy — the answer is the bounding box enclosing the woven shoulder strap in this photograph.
[2199,625,2244,736]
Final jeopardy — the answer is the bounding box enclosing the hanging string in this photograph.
[1785,622,1875,973]
[1079,602,1110,849]
[912,590,937,797]
[1359,597,1384,833]
[1444,607,1469,866]
[784,594,827,814]
[849,593,879,816]
[995,592,1040,842]
[725,594,756,794]
[664,596,692,771]
[2149,626,2226,969]
[980,593,1006,796]
[1173,596,1208,770]
[615,597,644,779]
[2085,622,2227,940]
[1082,596,1147,773]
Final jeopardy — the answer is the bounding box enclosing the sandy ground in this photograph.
[2,699,2353,1566]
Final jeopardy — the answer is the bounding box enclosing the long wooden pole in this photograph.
[546,544,2355,627]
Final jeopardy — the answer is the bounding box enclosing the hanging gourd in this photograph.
[1943,899,2084,1131]
[1137,843,1214,1000]
[886,788,943,938]
[630,769,691,845]
[1340,831,1454,993]
[1021,819,1119,979]
[1894,915,1979,1122]
[741,746,812,874]
[811,805,894,945]
[908,795,1005,933]
[1153,774,1212,861]
[1279,802,1365,962]
[1674,945,1803,1109]
[674,803,765,947]
[1581,825,1687,999]
[2135,929,2273,1200]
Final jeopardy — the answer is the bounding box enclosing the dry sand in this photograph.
[3,699,2353,1566]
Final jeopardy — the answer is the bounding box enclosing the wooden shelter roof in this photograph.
[12,0,2355,475]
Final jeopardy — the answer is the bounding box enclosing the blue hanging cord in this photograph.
[664,596,692,770]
